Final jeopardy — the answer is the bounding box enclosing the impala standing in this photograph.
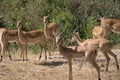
[0,28,12,62]
[43,16,60,55]
[17,19,47,61]
[55,34,101,80]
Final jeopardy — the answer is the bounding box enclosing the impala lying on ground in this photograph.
[92,26,104,39]
[43,16,60,55]
[0,28,12,62]
[17,19,47,61]
[71,32,119,71]
[100,17,120,38]
[55,34,101,80]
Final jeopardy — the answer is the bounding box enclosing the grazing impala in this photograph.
[100,17,120,38]
[43,16,60,55]
[0,28,12,62]
[17,19,47,61]
[55,34,101,80]
[92,26,104,39]
[71,32,119,71]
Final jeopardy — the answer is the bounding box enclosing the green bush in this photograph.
[0,0,120,53]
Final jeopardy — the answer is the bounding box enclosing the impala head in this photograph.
[43,16,49,23]
[71,34,76,42]
[16,19,23,28]
[71,32,82,42]
[71,26,80,42]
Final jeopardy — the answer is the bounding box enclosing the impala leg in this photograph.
[39,40,47,61]
[68,58,73,80]
[101,51,110,71]
[0,47,1,62]
[52,40,55,55]
[39,47,43,60]
[49,39,55,56]
[108,50,119,70]
[6,45,12,61]
[0,47,3,62]
[86,51,101,80]
[44,47,47,61]
[6,43,12,60]
[39,44,43,60]
[25,44,28,62]
[21,45,25,61]
[48,40,52,56]
[1,43,5,62]
[17,41,23,58]
[0,55,3,62]
[79,59,84,70]
[0,45,4,62]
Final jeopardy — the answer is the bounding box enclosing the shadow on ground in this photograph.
[38,61,67,67]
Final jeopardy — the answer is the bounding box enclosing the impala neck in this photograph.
[18,26,24,41]
[44,20,50,39]
[75,36,83,46]
[56,38,64,53]
[43,20,48,32]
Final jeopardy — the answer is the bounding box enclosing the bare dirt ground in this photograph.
[0,49,120,80]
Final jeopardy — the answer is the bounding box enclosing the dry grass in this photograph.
[0,49,120,80]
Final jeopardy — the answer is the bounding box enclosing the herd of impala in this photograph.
[0,17,120,80]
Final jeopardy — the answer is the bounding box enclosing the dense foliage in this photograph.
[0,0,120,49]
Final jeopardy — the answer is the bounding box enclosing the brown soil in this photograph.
[0,49,120,80]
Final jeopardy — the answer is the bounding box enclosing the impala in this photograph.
[55,34,101,80]
[100,17,120,38]
[71,32,119,71]
[0,28,12,62]
[17,19,47,61]
[43,16,60,55]
[7,30,23,56]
